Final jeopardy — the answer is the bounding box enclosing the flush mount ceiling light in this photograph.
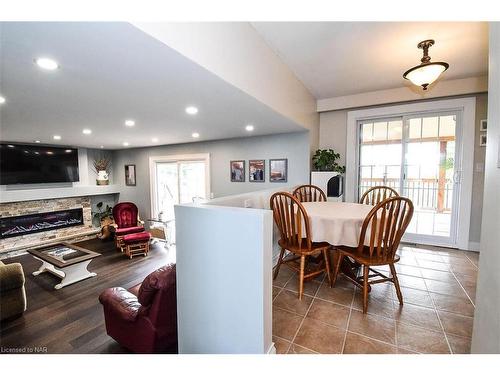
[191,132,200,138]
[122,142,129,146]
[124,120,135,127]
[185,106,199,115]
[53,135,61,140]
[35,57,59,71]
[403,40,449,90]
[151,137,159,143]
[0,96,6,104]
[82,129,92,135]
[34,140,41,143]
[245,124,255,132]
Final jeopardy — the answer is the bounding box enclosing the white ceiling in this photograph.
[0,22,304,150]
[251,22,489,99]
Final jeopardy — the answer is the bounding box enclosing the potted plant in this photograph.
[92,201,115,241]
[93,156,111,185]
[312,149,346,173]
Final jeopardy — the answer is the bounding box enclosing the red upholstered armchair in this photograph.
[112,202,145,250]
[99,264,178,353]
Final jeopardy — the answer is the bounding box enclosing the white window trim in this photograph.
[346,97,476,250]
[149,153,211,219]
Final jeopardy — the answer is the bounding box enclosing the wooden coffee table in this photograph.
[28,242,101,290]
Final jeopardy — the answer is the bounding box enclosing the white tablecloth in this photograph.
[301,202,373,247]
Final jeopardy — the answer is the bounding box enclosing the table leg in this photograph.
[329,250,363,289]
[54,260,96,289]
[32,258,65,279]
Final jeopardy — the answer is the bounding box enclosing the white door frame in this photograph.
[346,97,476,250]
[149,153,211,218]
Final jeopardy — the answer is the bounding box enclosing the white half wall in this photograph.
[175,202,273,354]
[471,22,500,354]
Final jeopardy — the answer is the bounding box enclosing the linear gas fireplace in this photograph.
[0,208,84,239]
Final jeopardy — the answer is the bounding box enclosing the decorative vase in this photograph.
[96,170,109,185]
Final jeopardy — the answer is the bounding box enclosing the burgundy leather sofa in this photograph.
[99,264,177,353]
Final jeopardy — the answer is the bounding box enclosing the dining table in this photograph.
[300,201,374,287]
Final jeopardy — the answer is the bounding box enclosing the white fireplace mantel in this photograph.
[0,185,121,204]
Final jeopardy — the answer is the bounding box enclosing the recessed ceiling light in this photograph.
[125,120,135,127]
[100,145,104,149]
[53,135,61,140]
[35,57,59,71]
[0,96,6,104]
[185,106,198,115]
[82,129,92,135]
[191,132,200,138]
[65,149,72,153]
[245,124,255,132]
[123,142,129,147]
[34,140,41,143]
[151,137,158,143]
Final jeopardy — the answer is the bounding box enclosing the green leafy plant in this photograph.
[312,149,346,173]
[92,201,113,227]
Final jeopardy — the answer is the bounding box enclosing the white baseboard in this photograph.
[468,241,481,252]
[267,342,277,354]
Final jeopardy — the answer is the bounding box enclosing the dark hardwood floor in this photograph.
[0,238,175,354]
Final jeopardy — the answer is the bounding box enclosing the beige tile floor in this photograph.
[272,244,478,354]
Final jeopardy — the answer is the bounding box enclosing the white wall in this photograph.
[175,202,273,353]
[319,94,488,246]
[112,132,310,219]
[133,22,320,154]
[317,76,488,112]
[471,22,500,353]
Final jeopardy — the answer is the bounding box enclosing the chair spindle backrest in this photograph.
[357,197,414,262]
[270,192,312,252]
[359,186,399,206]
[293,185,327,203]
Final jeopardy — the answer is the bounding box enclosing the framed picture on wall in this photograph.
[249,160,265,182]
[125,164,136,186]
[230,160,245,182]
[269,159,288,183]
[480,119,488,131]
[480,133,487,147]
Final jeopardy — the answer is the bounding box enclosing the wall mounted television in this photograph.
[0,143,79,185]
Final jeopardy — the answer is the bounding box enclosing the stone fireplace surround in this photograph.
[0,196,99,257]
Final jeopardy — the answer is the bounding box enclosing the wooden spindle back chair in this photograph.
[359,186,399,206]
[332,196,414,313]
[270,192,332,299]
[293,184,327,203]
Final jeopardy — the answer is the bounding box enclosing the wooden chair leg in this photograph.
[323,249,332,287]
[298,255,306,300]
[362,265,369,314]
[332,253,344,287]
[389,263,403,305]
[273,247,285,280]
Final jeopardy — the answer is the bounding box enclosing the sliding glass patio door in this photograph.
[358,111,462,247]
[150,154,210,221]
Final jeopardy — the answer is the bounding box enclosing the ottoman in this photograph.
[122,232,151,259]
[115,226,145,252]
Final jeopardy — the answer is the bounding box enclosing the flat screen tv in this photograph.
[0,143,79,184]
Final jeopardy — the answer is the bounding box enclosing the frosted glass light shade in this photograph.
[404,62,448,90]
